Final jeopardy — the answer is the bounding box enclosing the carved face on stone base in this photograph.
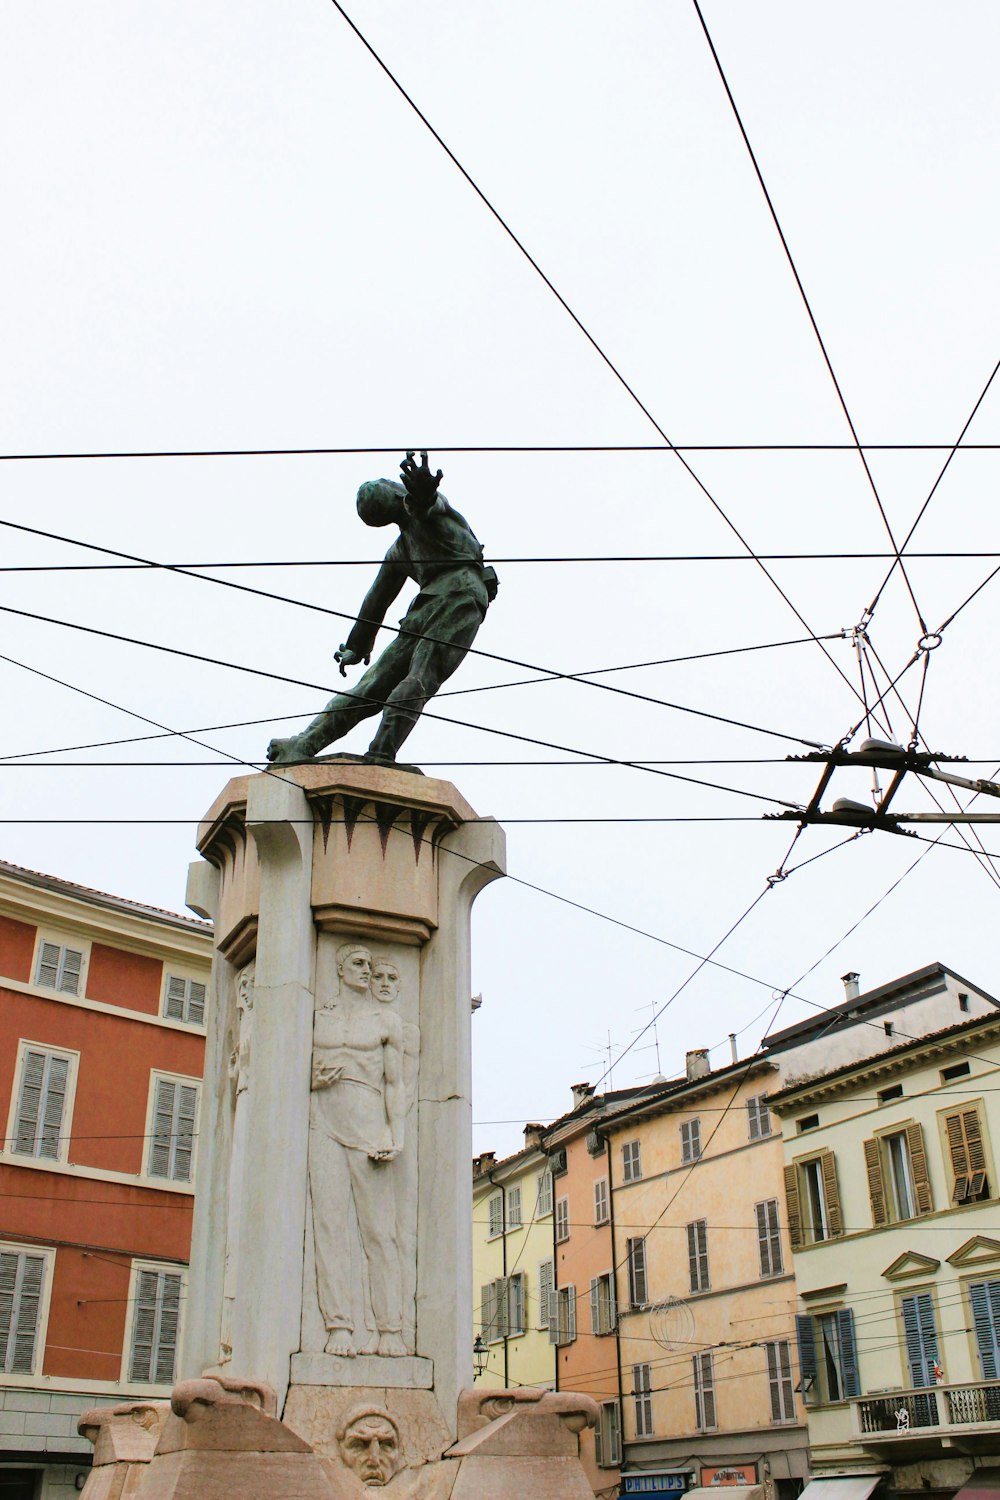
[338,1406,403,1487]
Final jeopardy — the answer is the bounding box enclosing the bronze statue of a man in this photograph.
[267,451,497,766]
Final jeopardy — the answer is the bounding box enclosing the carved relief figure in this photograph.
[221,962,255,1362]
[309,943,407,1357]
[371,957,419,1114]
[337,1405,403,1488]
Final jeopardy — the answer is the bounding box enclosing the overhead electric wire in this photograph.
[691,0,927,637]
[0,518,829,753]
[318,0,870,716]
[5,443,1000,460]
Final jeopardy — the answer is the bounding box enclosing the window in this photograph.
[692,1351,716,1430]
[549,1284,576,1346]
[593,1177,609,1225]
[164,975,206,1025]
[878,1084,904,1105]
[481,1274,527,1342]
[941,1060,971,1082]
[595,1400,622,1468]
[0,1248,47,1374]
[785,1152,843,1248]
[506,1185,522,1231]
[536,1170,553,1218]
[555,1196,570,1243]
[128,1266,182,1384]
[537,1259,554,1331]
[969,1279,1000,1379]
[11,1045,74,1161]
[590,1271,617,1335]
[680,1119,701,1163]
[755,1198,783,1279]
[765,1340,795,1421]
[900,1291,940,1387]
[687,1220,709,1293]
[958,992,970,1013]
[487,1193,503,1238]
[34,939,83,996]
[863,1124,933,1225]
[147,1076,199,1182]
[622,1140,642,1182]
[747,1094,772,1140]
[884,1021,894,1036]
[943,1105,991,1204]
[795,1308,860,1404]
[626,1236,648,1309]
[633,1363,653,1438]
[797,1113,819,1133]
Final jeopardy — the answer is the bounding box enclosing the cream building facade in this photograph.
[770,1008,1000,1500]
[472,1131,556,1392]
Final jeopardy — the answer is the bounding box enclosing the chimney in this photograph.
[523,1123,545,1149]
[686,1048,710,1081]
[571,1081,596,1109]
[471,993,483,1013]
[841,971,861,1001]
[474,1150,496,1177]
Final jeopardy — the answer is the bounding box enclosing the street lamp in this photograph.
[473,1335,488,1380]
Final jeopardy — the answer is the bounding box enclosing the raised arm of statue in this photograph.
[399,449,443,514]
[336,557,407,672]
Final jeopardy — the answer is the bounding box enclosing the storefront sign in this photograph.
[623,1475,689,1494]
[701,1466,759,1487]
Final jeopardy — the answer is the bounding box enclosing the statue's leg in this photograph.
[310,1134,357,1352]
[366,596,486,762]
[267,639,413,764]
[348,1152,404,1352]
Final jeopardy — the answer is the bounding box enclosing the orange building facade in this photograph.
[0,860,211,1500]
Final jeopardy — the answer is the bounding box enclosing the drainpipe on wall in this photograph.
[486,1169,509,1388]
[605,1133,625,1469]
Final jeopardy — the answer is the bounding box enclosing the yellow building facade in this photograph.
[771,1009,1000,1500]
[472,1131,556,1392]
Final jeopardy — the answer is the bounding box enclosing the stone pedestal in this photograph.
[182,763,504,1449]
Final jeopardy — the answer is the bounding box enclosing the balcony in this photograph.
[853,1381,1000,1456]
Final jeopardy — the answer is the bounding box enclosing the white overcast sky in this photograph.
[2,2,1000,1157]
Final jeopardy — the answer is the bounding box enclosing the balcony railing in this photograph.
[855,1380,1000,1442]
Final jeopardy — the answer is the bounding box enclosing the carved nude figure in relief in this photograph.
[221,962,255,1362]
[309,943,407,1357]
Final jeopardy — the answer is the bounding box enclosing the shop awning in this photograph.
[683,1487,762,1500]
[797,1477,882,1500]
[955,1469,1000,1500]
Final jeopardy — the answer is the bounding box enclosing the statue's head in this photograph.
[336,942,373,993]
[357,480,408,528]
[336,1405,402,1487]
[236,963,255,1013]
[371,957,401,1004]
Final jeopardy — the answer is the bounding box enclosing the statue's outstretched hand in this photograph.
[400,449,443,510]
[334,645,362,676]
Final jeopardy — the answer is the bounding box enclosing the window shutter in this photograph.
[628,1238,648,1307]
[480,1284,492,1343]
[594,1409,604,1469]
[783,1164,803,1250]
[795,1314,818,1402]
[130,1270,160,1381]
[837,1307,860,1397]
[863,1138,888,1226]
[608,1270,617,1330]
[165,977,187,1020]
[57,947,81,994]
[154,1274,181,1384]
[36,942,61,988]
[756,1200,782,1277]
[187,982,206,1025]
[495,1279,509,1339]
[172,1085,198,1182]
[149,1080,176,1177]
[547,1289,560,1345]
[14,1051,46,1154]
[1,1253,45,1375]
[538,1260,554,1331]
[536,1171,552,1217]
[567,1285,577,1341]
[687,1221,709,1292]
[901,1292,939,1387]
[821,1151,843,1235]
[904,1122,933,1215]
[594,1178,609,1224]
[590,1278,601,1335]
[38,1055,69,1160]
[964,1108,987,1171]
[969,1280,1000,1380]
[509,1273,525,1335]
[507,1185,522,1229]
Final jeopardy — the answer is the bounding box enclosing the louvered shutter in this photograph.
[59,947,82,995]
[509,1273,525,1335]
[821,1151,843,1235]
[149,1081,176,1177]
[969,1280,1000,1380]
[905,1123,933,1215]
[590,1278,601,1335]
[863,1138,888,1226]
[567,1285,576,1341]
[38,1055,69,1160]
[0,1253,16,1368]
[538,1260,553,1331]
[495,1279,508,1339]
[901,1292,939,1387]
[154,1274,181,1383]
[756,1200,782,1277]
[130,1270,160,1381]
[173,1083,198,1181]
[837,1307,860,1397]
[165,977,187,1020]
[186,982,206,1025]
[0,1253,45,1375]
[507,1185,521,1229]
[14,1051,46,1154]
[36,942,61,988]
[795,1314,818,1402]
[481,1284,493,1343]
[608,1270,617,1330]
[547,1290,560,1345]
[783,1164,803,1250]
[628,1238,648,1307]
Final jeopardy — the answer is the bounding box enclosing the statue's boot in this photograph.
[266,699,363,764]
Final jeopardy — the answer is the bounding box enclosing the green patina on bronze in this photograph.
[267,451,498,768]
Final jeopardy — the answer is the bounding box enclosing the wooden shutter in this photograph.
[969,1280,1000,1380]
[756,1199,782,1277]
[784,1164,803,1250]
[149,1080,175,1177]
[165,976,187,1020]
[130,1270,160,1381]
[863,1138,888,1226]
[59,947,83,995]
[38,1055,69,1160]
[795,1314,818,1403]
[901,1292,939,1387]
[0,1251,45,1375]
[14,1051,46,1155]
[507,1185,521,1229]
[186,982,206,1025]
[36,941,61,988]
[946,1107,987,1200]
[547,1290,560,1345]
[509,1273,525,1335]
[480,1284,493,1343]
[628,1237,648,1307]
[538,1260,553,1331]
[905,1122,933,1215]
[172,1085,198,1182]
[566,1285,577,1341]
[154,1274,182,1384]
[837,1307,860,1397]
[590,1278,601,1335]
[821,1151,843,1235]
[687,1221,709,1292]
